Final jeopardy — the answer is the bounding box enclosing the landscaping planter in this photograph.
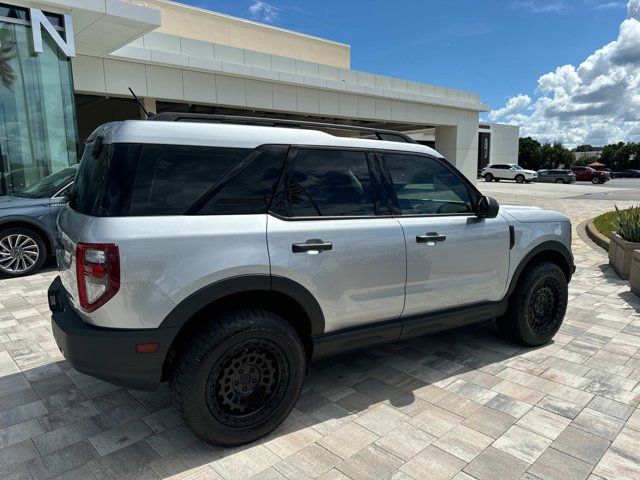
[609,232,640,280]
[630,250,640,297]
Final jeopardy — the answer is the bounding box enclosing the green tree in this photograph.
[537,141,573,169]
[600,142,626,170]
[518,137,542,170]
[574,144,598,152]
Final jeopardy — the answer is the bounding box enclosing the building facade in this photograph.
[1,0,518,194]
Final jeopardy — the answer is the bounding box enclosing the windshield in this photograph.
[512,165,524,170]
[13,166,79,199]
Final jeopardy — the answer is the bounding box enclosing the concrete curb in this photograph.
[586,220,610,251]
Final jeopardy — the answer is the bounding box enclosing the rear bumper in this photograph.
[49,276,179,391]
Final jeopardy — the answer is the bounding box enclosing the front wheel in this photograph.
[515,174,525,184]
[497,261,568,346]
[591,177,600,184]
[0,227,47,277]
[171,309,305,446]
[484,173,493,182]
[555,179,565,184]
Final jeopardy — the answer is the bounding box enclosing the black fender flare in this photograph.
[159,274,325,336]
[506,240,574,298]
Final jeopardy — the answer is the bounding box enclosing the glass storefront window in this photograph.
[0,19,78,195]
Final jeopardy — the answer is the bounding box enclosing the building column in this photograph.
[435,124,478,182]
[140,97,156,119]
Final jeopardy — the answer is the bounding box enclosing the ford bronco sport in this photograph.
[49,114,574,446]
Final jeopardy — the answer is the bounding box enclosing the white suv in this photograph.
[482,164,538,183]
[49,115,573,446]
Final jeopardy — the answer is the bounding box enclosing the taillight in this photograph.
[76,243,120,312]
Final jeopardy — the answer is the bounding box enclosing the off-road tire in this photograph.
[0,227,47,277]
[171,308,306,446]
[515,174,525,184]
[497,261,568,346]
[484,173,493,182]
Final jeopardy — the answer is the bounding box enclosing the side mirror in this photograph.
[476,196,499,218]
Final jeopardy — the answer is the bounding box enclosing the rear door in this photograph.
[380,152,510,317]
[267,147,406,334]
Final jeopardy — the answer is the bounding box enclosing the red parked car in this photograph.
[571,166,611,184]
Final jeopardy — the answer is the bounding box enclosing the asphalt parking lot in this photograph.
[0,182,639,480]
[480,178,640,201]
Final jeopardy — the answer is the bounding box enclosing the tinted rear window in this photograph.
[70,142,141,216]
[128,146,250,216]
[70,142,286,216]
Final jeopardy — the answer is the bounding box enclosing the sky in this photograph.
[178,0,639,147]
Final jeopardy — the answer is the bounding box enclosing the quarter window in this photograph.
[274,149,377,217]
[129,146,251,216]
[383,153,473,215]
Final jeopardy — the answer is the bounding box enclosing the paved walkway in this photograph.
[0,184,639,480]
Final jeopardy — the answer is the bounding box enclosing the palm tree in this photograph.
[0,27,17,90]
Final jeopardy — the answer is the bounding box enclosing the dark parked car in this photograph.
[570,166,610,184]
[537,169,576,184]
[0,166,78,277]
[614,169,640,178]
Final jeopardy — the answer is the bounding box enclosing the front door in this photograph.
[380,152,510,317]
[267,148,406,334]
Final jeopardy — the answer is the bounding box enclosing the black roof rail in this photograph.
[149,112,417,144]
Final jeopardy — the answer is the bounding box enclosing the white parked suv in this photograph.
[49,114,574,446]
[482,164,538,183]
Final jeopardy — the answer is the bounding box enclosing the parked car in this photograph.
[0,165,78,277]
[614,169,640,178]
[537,169,576,184]
[49,116,574,447]
[481,164,538,183]
[570,166,610,184]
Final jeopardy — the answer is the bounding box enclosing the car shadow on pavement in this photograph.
[4,320,556,478]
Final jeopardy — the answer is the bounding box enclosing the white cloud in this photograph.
[488,1,640,147]
[248,1,279,23]
[594,2,627,10]
[512,1,567,14]
[488,94,532,121]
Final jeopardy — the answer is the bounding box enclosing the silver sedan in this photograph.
[537,169,576,184]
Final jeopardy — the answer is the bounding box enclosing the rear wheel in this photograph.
[497,261,568,346]
[591,176,600,184]
[555,179,565,184]
[0,227,46,277]
[484,173,493,182]
[171,308,305,446]
[515,174,525,184]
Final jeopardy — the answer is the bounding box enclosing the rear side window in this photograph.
[128,146,250,216]
[272,148,377,217]
[71,143,286,216]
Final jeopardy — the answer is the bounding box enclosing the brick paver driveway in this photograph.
[1,182,639,480]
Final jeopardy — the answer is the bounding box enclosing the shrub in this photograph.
[614,205,640,243]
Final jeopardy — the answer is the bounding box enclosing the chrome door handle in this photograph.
[292,239,333,253]
[416,232,447,244]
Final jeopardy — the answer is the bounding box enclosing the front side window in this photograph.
[273,149,376,217]
[383,153,473,215]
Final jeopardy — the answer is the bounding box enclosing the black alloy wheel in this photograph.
[526,277,563,336]
[206,339,289,428]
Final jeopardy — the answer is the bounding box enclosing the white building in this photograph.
[1,0,519,194]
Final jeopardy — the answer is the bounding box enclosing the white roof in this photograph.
[101,121,443,158]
